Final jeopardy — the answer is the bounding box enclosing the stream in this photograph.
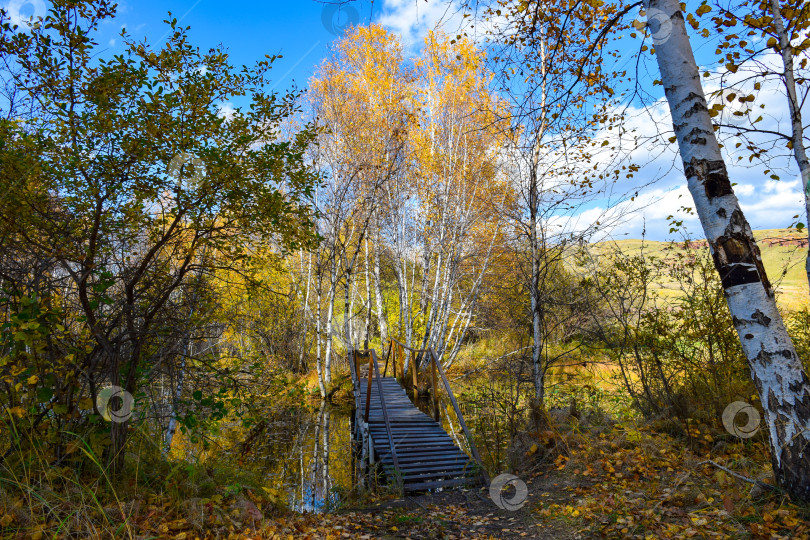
[232,385,516,513]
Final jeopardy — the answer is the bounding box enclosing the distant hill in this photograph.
[587,229,809,311]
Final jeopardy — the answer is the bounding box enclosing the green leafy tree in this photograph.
[0,0,317,473]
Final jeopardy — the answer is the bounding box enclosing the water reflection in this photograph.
[242,403,354,512]
[414,394,508,473]
[238,392,503,512]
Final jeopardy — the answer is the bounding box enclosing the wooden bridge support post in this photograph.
[364,353,374,422]
[431,354,440,421]
[392,339,397,379]
[410,348,417,399]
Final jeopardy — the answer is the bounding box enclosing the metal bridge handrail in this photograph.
[389,336,430,353]
[428,347,489,485]
[357,347,401,488]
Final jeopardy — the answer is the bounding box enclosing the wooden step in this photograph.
[354,366,484,493]
[403,477,479,492]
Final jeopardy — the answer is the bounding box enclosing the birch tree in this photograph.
[407,32,511,368]
[643,0,810,502]
[309,25,411,390]
[764,0,810,265]
[484,0,632,402]
[695,0,810,293]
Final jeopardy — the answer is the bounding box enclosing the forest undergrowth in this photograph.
[3,359,809,540]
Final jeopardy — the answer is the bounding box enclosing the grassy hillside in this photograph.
[591,229,809,311]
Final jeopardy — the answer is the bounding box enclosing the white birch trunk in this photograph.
[407,254,417,346]
[397,257,413,375]
[767,0,810,294]
[163,247,209,455]
[647,0,810,501]
[529,160,545,403]
[315,252,326,398]
[299,251,313,372]
[372,229,389,346]
[363,237,372,349]
[345,266,354,351]
[324,262,337,384]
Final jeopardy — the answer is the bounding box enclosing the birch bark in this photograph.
[372,228,389,346]
[766,0,810,294]
[647,0,810,501]
[299,251,313,372]
[323,264,337,384]
[363,238,372,349]
[314,251,326,398]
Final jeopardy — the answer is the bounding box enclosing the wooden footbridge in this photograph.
[349,339,488,493]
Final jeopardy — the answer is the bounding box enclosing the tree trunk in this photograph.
[766,0,810,295]
[109,418,128,476]
[647,0,810,502]
[163,348,187,456]
[363,238,372,349]
[372,230,388,346]
[344,265,354,351]
[299,251,313,372]
[324,263,337,384]
[315,252,326,398]
[529,156,545,403]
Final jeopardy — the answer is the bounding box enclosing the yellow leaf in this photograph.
[7,407,25,418]
[27,375,39,385]
[767,37,777,48]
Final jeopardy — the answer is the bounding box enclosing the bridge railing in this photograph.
[353,348,402,489]
[387,338,489,484]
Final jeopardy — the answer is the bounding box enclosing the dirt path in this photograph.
[340,473,581,539]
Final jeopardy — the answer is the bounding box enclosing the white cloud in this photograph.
[734,183,756,196]
[217,102,236,121]
[560,57,809,242]
[3,0,46,28]
[377,0,467,47]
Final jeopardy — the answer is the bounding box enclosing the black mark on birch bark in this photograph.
[751,310,772,327]
[683,128,708,145]
[683,102,704,118]
[705,205,771,291]
[755,349,773,367]
[768,389,779,415]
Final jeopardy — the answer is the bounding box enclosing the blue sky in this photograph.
[6,0,379,92]
[103,1,365,95]
[4,0,807,242]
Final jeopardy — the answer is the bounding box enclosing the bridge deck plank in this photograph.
[357,376,482,492]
